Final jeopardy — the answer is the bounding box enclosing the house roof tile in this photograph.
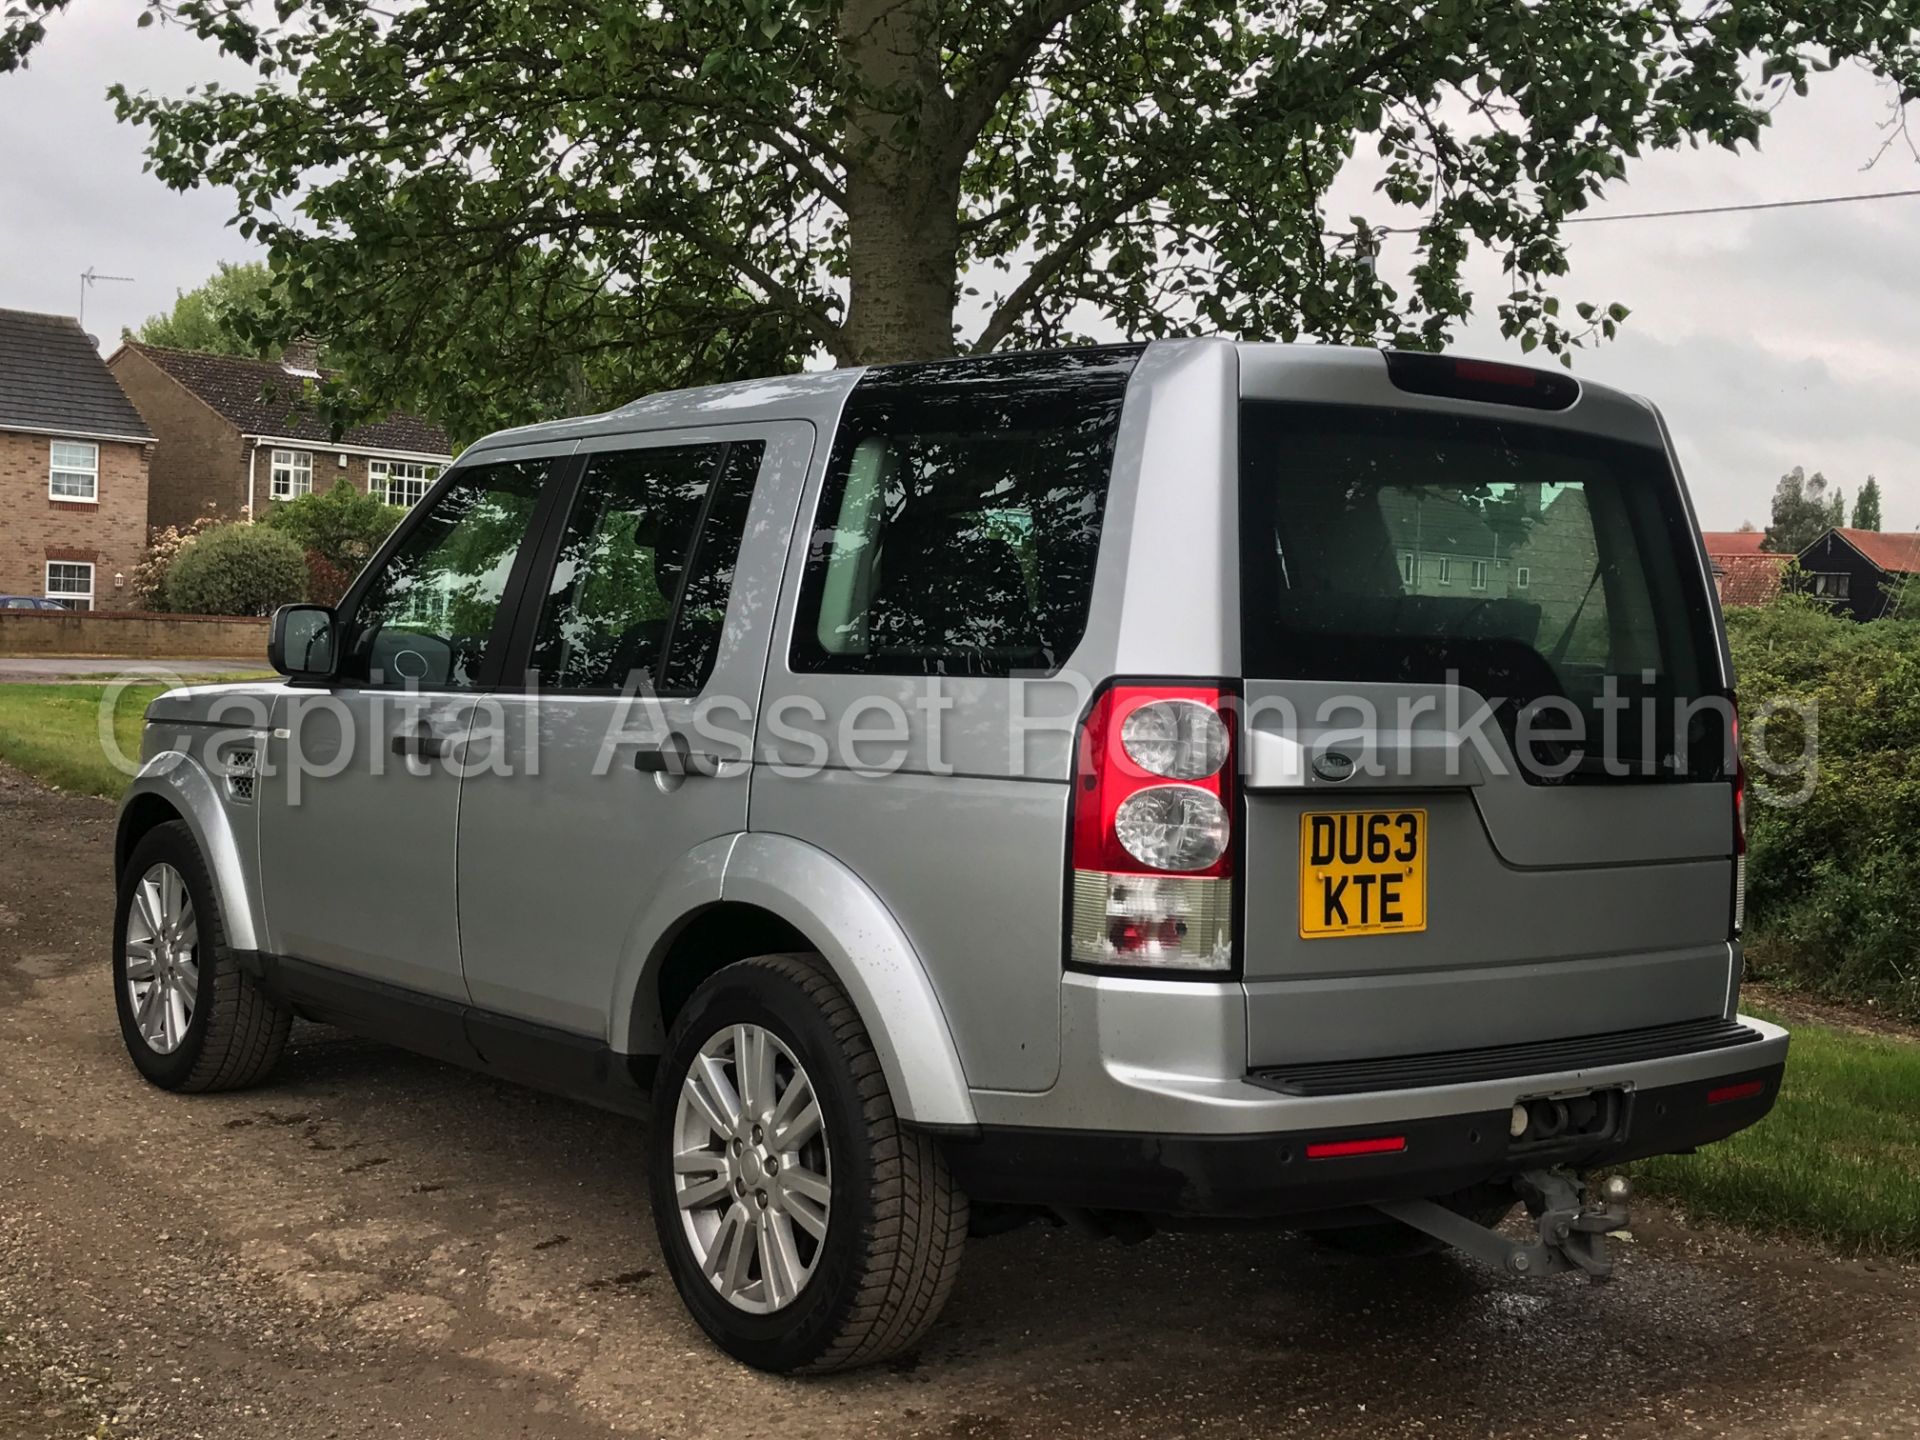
[1829,527,1920,575]
[1716,553,1790,607]
[1699,529,1777,557]
[0,309,153,442]
[122,342,450,456]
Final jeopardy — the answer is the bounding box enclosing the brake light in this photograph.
[1452,359,1541,389]
[1383,351,1580,411]
[1068,685,1235,972]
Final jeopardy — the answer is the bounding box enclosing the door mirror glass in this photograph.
[269,604,336,678]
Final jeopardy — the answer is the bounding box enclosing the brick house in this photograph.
[106,341,452,530]
[0,309,155,610]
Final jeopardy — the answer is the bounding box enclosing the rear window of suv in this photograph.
[1239,401,1724,781]
[791,348,1139,677]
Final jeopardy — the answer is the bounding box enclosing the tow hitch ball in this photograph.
[1375,1171,1632,1283]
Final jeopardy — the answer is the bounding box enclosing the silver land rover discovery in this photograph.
[113,340,1786,1373]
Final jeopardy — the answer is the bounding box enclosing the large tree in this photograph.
[1851,475,1885,531]
[1764,465,1846,554]
[14,0,1920,440]
[133,260,279,355]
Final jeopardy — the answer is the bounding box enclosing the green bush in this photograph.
[1732,594,1920,1020]
[260,480,405,576]
[164,523,309,616]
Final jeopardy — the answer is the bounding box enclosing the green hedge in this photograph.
[164,522,309,616]
[1731,595,1920,1020]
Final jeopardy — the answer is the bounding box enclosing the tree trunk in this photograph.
[842,172,962,365]
[837,0,962,366]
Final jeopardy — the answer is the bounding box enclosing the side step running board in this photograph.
[1376,1171,1631,1281]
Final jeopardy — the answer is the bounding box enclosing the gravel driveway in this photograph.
[1,762,1916,1440]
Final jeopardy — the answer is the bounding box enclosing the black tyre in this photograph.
[112,820,291,1092]
[1308,1190,1517,1259]
[649,953,969,1374]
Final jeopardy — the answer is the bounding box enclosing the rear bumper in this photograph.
[939,972,1787,1218]
[940,1061,1782,1217]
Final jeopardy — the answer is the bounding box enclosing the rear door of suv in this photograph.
[1234,349,1737,1070]
[454,423,814,1044]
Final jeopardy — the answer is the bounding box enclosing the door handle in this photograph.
[633,732,722,778]
[391,724,451,760]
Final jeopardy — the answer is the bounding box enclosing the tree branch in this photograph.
[950,0,1108,153]
[970,170,1167,352]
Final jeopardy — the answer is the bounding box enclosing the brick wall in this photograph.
[107,347,250,531]
[0,609,268,659]
[0,430,152,611]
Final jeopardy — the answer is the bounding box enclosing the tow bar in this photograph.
[1374,1171,1632,1282]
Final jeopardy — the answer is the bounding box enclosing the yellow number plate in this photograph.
[1299,809,1427,938]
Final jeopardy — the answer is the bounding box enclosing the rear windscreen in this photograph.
[1239,401,1725,782]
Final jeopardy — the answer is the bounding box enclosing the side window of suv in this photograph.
[342,459,550,689]
[790,352,1136,677]
[528,440,763,693]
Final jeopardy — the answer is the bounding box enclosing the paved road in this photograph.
[1,763,1916,1440]
[0,658,266,682]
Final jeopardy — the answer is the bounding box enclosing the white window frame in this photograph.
[368,458,440,507]
[269,448,314,500]
[45,560,94,611]
[1436,556,1453,586]
[1471,558,1490,591]
[1516,566,1531,591]
[1400,552,1418,587]
[48,440,99,502]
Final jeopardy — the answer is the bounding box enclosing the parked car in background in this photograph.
[111,340,1786,1374]
[0,595,70,610]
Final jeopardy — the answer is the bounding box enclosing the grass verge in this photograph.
[0,677,268,799]
[1634,1007,1920,1255]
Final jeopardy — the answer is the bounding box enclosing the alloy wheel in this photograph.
[671,1023,832,1314]
[124,862,199,1055]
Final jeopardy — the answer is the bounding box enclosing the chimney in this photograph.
[280,338,322,374]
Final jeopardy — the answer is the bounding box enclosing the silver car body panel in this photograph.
[456,420,814,1033]
[967,972,1785,1136]
[118,340,1774,1143]
[716,832,977,1127]
[120,745,264,952]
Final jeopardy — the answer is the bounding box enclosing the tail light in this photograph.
[1731,703,1747,937]
[1384,351,1580,411]
[1068,684,1235,972]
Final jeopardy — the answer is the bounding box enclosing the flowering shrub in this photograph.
[128,510,225,610]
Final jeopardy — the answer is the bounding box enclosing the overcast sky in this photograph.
[2,0,1917,532]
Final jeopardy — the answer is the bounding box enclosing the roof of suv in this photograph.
[460,339,1657,461]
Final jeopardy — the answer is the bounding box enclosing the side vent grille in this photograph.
[224,745,258,803]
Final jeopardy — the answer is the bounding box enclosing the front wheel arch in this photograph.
[115,791,183,880]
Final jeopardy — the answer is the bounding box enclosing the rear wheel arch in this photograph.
[642,901,814,1046]
[710,834,978,1129]
[618,834,977,1129]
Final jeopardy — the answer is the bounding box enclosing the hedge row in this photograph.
[1732,595,1920,1020]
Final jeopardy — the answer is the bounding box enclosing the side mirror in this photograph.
[268,604,337,679]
